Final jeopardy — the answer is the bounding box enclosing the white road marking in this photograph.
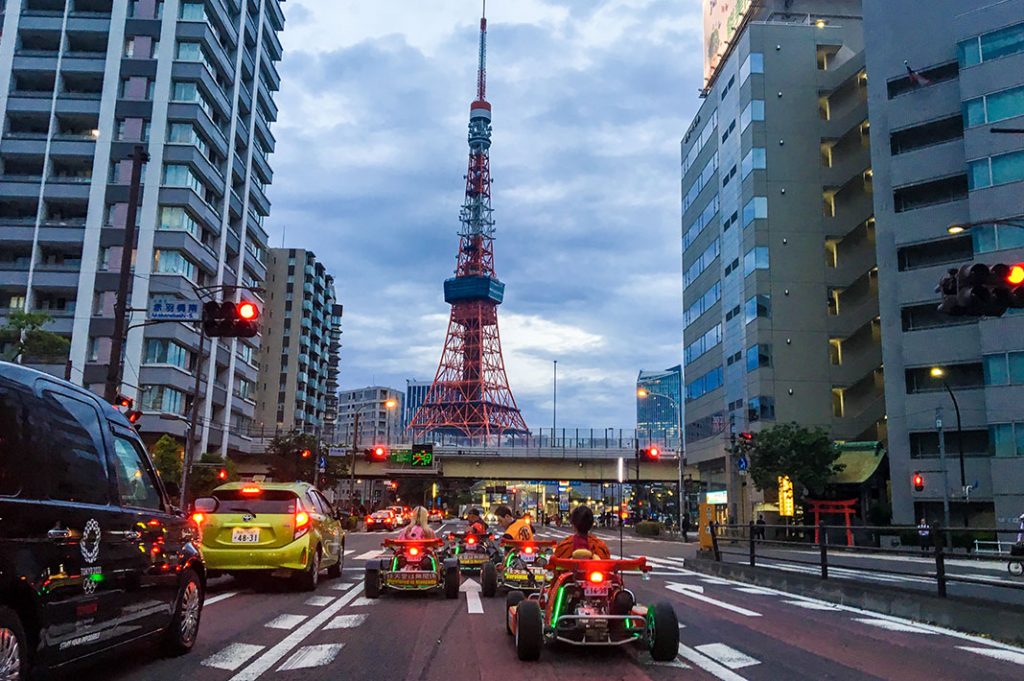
[277,643,344,671]
[461,577,484,614]
[854,618,936,634]
[355,550,383,560]
[783,600,839,610]
[676,643,750,681]
[699,576,734,585]
[668,583,704,594]
[665,583,761,617]
[957,646,1024,665]
[204,591,238,606]
[305,596,333,607]
[344,549,354,556]
[331,581,356,591]
[265,614,307,630]
[349,596,377,607]
[734,587,776,596]
[229,586,364,681]
[202,643,265,671]
[324,614,368,630]
[694,643,761,670]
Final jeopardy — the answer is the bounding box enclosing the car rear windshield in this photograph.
[372,512,392,518]
[212,489,298,514]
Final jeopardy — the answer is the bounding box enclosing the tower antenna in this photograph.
[477,0,487,101]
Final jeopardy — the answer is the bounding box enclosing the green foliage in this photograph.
[189,453,239,499]
[2,310,70,362]
[264,432,346,487]
[150,435,183,485]
[636,521,662,537]
[737,423,845,501]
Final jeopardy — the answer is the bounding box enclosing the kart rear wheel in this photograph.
[1009,560,1024,577]
[444,562,460,599]
[506,591,525,635]
[481,561,498,597]
[365,563,381,599]
[648,601,679,662]
[515,600,544,661]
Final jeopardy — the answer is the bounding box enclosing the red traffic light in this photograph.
[372,446,388,460]
[912,472,924,492]
[238,301,259,321]
[217,468,228,481]
[126,409,143,424]
[115,394,133,409]
[740,432,754,441]
[300,449,312,459]
[644,446,660,460]
[1007,264,1024,286]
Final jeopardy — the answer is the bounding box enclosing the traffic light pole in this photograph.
[349,411,361,513]
[936,408,951,544]
[180,327,206,512]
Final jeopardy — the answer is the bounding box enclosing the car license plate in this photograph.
[232,528,260,543]
[584,584,610,597]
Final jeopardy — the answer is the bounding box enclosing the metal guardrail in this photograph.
[708,521,1024,599]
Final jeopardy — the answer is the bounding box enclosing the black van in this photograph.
[0,363,205,679]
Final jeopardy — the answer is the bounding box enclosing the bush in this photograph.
[636,521,662,537]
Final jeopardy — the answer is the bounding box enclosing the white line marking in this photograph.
[676,643,749,681]
[202,643,265,671]
[665,583,761,617]
[204,591,238,606]
[331,581,356,591]
[305,596,333,607]
[854,618,937,634]
[694,643,761,670]
[277,643,344,671]
[783,600,839,610]
[699,576,734,585]
[957,646,1024,665]
[734,587,776,595]
[344,549,354,556]
[265,614,307,630]
[355,550,383,560]
[349,596,377,607]
[324,614,368,630]
[461,577,484,614]
[229,586,364,681]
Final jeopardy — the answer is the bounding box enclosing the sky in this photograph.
[266,0,705,430]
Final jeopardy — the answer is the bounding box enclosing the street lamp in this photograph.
[384,398,398,447]
[930,367,968,521]
[946,217,1024,235]
[637,387,685,533]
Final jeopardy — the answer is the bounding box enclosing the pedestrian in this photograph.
[681,512,692,542]
[755,514,767,541]
[918,517,930,550]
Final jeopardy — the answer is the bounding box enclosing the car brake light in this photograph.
[191,513,205,525]
[409,547,419,556]
[589,571,605,584]
[524,546,534,555]
[294,510,311,539]
[241,486,262,495]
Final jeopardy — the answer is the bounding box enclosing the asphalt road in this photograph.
[71,523,1024,681]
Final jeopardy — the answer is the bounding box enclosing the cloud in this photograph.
[268,0,704,428]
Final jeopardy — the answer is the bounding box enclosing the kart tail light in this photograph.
[467,536,476,546]
[588,571,605,584]
[409,546,420,557]
[241,486,262,495]
[524,546,534,555]
[294,510,311,539]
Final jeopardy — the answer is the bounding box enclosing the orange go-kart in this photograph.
[365,538,460,599]
[483,539,557,597]
[506,555,678,661]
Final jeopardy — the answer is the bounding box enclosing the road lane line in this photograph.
[355,550,383,560]
[349,596,377,607]
[265,614,307,630]
[204,591,239,606]
[957,646,1024,665]
[853,618,937,634]
[230,586,364,681]
[783,600,839,610]
[277,643,345,671]
[676,643,749,681]
[694,643,761,670]
[305,596,333,607]
[461,577,484,614]
[665,583,761,617]
[733,587,776,596]
[202,643,265,671]
[324,614,367,630]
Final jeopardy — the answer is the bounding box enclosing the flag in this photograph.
[904,61,932,87]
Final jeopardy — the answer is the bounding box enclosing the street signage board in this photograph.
[389,449,412,464]
[778,476,795,517]
[328,447,347,457]
[706,490,728,505]
[149,297,201,321]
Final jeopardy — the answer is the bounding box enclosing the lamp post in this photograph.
[637,387,685,535]
[931,367,968,524]
[946,217,1024,235]
[384,398,398,447]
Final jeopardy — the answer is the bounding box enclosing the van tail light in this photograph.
[588,571,605,584]
[294,510,311,539]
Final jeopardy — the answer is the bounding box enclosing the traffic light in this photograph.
[300,449,312,459]
[913,471,924,492]
[643,446,661,461]
[936,262,1024,317]
[365,446,388,462]
[202,300,261,337]
[113,394,143,425]
[217,468,228,481]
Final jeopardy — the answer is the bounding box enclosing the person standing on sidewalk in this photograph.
[918,518,930,551]
[681,512,692,542]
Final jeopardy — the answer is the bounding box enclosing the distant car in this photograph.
[428,509,444,523]
[193,482,346,591]
[366,510,397,531]
[388,505,409,524]
[0,362,206,679]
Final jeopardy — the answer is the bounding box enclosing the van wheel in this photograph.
[0,606,28,681]
[163,568,203,656]
[296,548,321,592]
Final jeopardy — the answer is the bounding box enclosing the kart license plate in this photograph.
[584,583,610,597]
[461,555,486,564]
[520,552,536,563]
[387,571,437,587]
[232,528,260,543]
[505,570,530,580]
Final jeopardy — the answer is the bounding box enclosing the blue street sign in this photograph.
[318,456,327,469]
[737,456,749,471]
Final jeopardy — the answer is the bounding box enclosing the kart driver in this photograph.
[397,506,436,540]
[465,508,488,536]
[553,504,611,560]
[495,504,534,541]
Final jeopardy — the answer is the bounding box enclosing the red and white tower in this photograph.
[407,7,528,443]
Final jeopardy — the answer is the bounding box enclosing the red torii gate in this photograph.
[807,498,857,547]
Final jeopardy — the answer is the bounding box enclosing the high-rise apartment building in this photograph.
[681,0,882,523]
[0,0,283,456]
[865,0,1024,527]
[254,248,342,437]
[636,366,682,450]
[336,386,403,448]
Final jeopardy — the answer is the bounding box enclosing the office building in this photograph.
[681,0,882,523]
[404,379,430,431]
[0,0,284,456]
[865,0,1024,526]
[254,248,342,437]
[636,366,682,450]
[336,386,404,447]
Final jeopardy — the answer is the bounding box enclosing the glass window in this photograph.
[742,147,766,179]
[742,196,768,227]
[957,37,981,67]
[153,250,197,281]
[746,344,772,372]
[167,122,193,144]
[44,393,109,505]
[0,383,36,497]
[176,41,202,61]
[1009,352,1024,384]
[111,435,163,510]
[991,423,1015,456]
[743,246,769,277]
[984,354,1009,385]
[140,385,185,414]
[744,294,771,323]
[145,339,189,369]
[980,22,1024,62]
[159,206,201,239]
[990,150,1024,186]
[968,158,991,189]
[180,2,205,20]
[740,52,764,83]
[741,100,765,131]
[986,86,1024,124]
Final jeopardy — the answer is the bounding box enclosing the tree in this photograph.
[264,432,346,487]
[737,423,845,502]
[150,434,183,485]
[189,453,239,499]
[2,310,71,363]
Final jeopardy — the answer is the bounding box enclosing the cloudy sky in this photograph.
[267,0,705,430]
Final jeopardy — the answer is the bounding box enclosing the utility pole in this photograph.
[179,328,206,511]
[936,407,951,541]
[349,411,360,513]
[103,144,149,403]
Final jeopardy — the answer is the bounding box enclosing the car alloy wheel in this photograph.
[0,627,22,681]
[179,580,201,646]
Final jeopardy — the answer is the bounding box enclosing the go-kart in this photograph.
[482,539,556,597]
[446,531,498,575]
[506,555,679,662]
[364,538,460,599]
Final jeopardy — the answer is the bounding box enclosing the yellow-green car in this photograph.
[193,482,346,590]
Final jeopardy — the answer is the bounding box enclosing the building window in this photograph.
[684,324,722,366]
[685,366,723,402]
[889,115,963,155]
[144,339,189,369]
[886,61,959,98]
[741,148,766,179]
[180,2,205,20]
[893,175,968,212]
[740,100,765,131]
[972,224,1024,254]
[140,385,185,414]
[739,52,764,84]
[158,206,201,240]
[744,294,771,323]
[968,150,1024,190]
[153,250,198,282]
[905,363,984,394]
[171,81,213,118]
[685,282,722,327]
[748,396,775,421]
[746,344,772,372]
[897,236,972,270]
[683,194,720,251]
[984,352,1024,386]
[742,196,768,227]
[964,85,1024,128]
[743,246,769,277]
[163,164,204,194]
[684,239,720,287]
[683,152,719,212]
[958,22,1024,68]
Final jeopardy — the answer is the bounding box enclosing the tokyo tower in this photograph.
[407,5,528,442]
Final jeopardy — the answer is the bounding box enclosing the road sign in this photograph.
[778,475,795,517]
[149,297,201,322]
[737,455,748,471]
[328,447,347,457]
[318,456,327,469]
[389,449,413,464]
